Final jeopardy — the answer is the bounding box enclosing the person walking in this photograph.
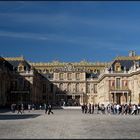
[48,104,53,115]
[84,104,88,114]
[131,104,137,115]
[17,104,22,114]
[81,103,85,113]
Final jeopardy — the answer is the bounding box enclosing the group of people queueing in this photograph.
[81,103,140,115]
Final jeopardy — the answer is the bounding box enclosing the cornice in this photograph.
[29,61,111,67]
[4,56,24,61]
[116,56,140,61]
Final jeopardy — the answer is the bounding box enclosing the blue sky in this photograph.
[1,1,140,62]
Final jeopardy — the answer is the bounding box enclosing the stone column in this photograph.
[122,92,125,104]
[127,92,128,103]
[80,94,83,105]
[114,92,116,103]
[109,91,112,103]
[72,95,75,100]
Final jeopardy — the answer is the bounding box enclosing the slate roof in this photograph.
[86,73,99,79]
[108,57,140,71]
[0,56,13,71]
[7,59,31,71]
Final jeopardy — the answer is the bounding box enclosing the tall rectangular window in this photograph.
[68,73,72,80]
[87,83,90,93]
[75,83,79,92]
[76,73,80,80]
[43,84,46,93]
[116,78,121,89]
[94,84,97,93]
[59,73,63,80]
[50,84,53,92]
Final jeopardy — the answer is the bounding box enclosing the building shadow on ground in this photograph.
[0,108,11,113]
[0,114,41,120]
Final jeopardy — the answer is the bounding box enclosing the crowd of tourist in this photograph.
[81,103,140,115]
[10,103,54,115]
[10,102,140,116]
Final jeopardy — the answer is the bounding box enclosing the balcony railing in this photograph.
[109,86,130,91]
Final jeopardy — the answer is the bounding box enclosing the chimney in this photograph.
[129,50,136,57]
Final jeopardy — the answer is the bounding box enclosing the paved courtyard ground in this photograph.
[0,109,140,139]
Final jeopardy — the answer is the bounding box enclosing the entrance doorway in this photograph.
[66,95,80,106]
[116,94,121,104]
[112,93,128,104]
[75,95,80,106]
[67,95,73,106]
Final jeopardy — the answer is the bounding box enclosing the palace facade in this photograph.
[1,51,140,107]
[0,56,53,107]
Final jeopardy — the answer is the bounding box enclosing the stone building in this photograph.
[30,60,110,105]
[3,56,53,107]
[0,57,13,107]
[30,51,140,106]
[2,51,140,107]
[97,51,140,106]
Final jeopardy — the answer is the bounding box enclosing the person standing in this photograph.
[44,103,48,114]
[138,104,140,114]
[88,103,91,114]
[81,104,85,113]
[28,104,31,112]
[21,103,24,113]
[116,104,120,115]
[11,104,14,113]
[91,104,94,114]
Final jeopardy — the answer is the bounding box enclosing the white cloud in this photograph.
[0,31,49,41]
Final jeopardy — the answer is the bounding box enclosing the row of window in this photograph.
[38,69,100,73]
[10,80,30,90]
[109,78,128,89]
[58,83,97,93]
[42,83,53,93]
[59,73,81,80]
[87,84,97,93]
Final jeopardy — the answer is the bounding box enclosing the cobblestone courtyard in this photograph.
[0,109,140,139]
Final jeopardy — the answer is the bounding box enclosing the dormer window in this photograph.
[18,62,24,72]
[115,62,121,72]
